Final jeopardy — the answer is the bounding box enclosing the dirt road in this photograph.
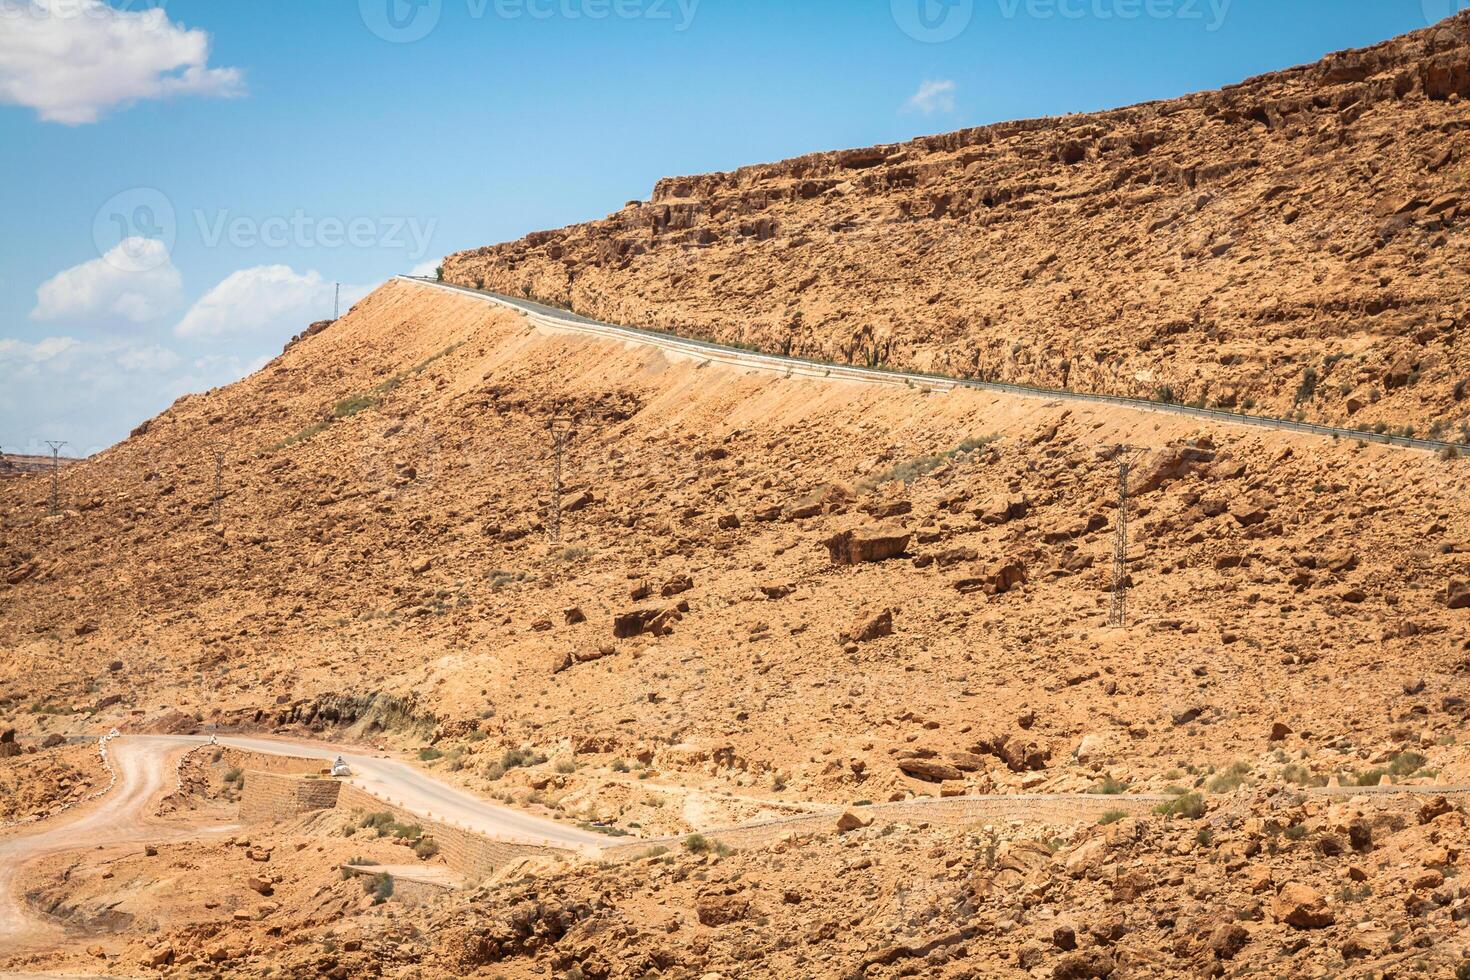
[0,734,606,957]
[0,738,220,952]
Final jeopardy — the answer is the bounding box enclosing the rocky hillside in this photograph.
[445,12,1470,438]
[3,278,1468,820]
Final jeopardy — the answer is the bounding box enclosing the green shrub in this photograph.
[418,747,444,762]
[1280,764,1326,787]
[683,833,710,854]
[1206,761,1252,793]
[501,747,546,770]
[1089,775,1129,796]
[413,838,440,860]
[333,393,379,419]
[366,872,394,904]
[1153,793,1206,820]
[1098,810,1127,825]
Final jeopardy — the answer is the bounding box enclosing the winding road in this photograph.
[398,275,1470,456]
[0,734,607,956]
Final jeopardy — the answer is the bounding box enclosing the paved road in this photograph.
[397,276,1470,456]
[182,735,609,851]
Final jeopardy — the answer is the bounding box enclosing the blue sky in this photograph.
[0,0,1457,452]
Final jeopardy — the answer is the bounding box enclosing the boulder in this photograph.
[974,732,1052,772]
[1229,494,1274,526]
[953,558,1027,596]
[897,758,963,783]
[835,810,875,833]
[1051,949,1115,979]
[247,876,274,897]
[660,574,694,598]
[1447,580,1470,610]
[839,608,894,645]
[695,896,750,927]
[824,526,911,565]
[1272,883,1334,929]
[1131,444,1215,495]
[613,607,681,639]
[976,494,1029,525]
[1208,922,1250,960]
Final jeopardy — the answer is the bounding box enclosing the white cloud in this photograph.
[0,0,244,125]
[905,79,957,116]
[0,333,229,453]
[0,335,176,376]
[174,265,372,340]
[31,238,184,324]
[410,259,443,278]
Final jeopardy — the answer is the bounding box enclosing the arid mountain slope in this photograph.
[2,278,1467,816]
[446,13,1470,437]
[3,279,1470,979]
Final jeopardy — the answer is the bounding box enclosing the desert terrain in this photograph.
[2,13,1470,980]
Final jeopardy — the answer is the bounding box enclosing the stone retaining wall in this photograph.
[224,747,328,776]
[239,770,342,823]
[335,784,574,879]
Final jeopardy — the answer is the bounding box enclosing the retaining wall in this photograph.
[239,770,342,823]
[335,784,574,878]
[223,747,329,776]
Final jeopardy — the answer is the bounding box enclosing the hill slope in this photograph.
[446,12,1470,437]
[3,276,1470,978]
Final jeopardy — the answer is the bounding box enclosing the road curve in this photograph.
[0,734,608,956]
[0,738,213,952]
[177,735,610,851]
[396,276,1470,456]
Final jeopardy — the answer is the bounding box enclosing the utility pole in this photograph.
[334,283,341,320]
[44,441,68,516]
[1110,449,1132,628]
[546,416,575,545]
[213,451,225,528]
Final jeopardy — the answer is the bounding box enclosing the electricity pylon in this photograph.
[1110,448,1133,628]
[44,440,68,516]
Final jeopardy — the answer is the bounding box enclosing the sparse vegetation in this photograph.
[857,435,999,493]
[1153,793,1206,820]
[1206,761,1252,793]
